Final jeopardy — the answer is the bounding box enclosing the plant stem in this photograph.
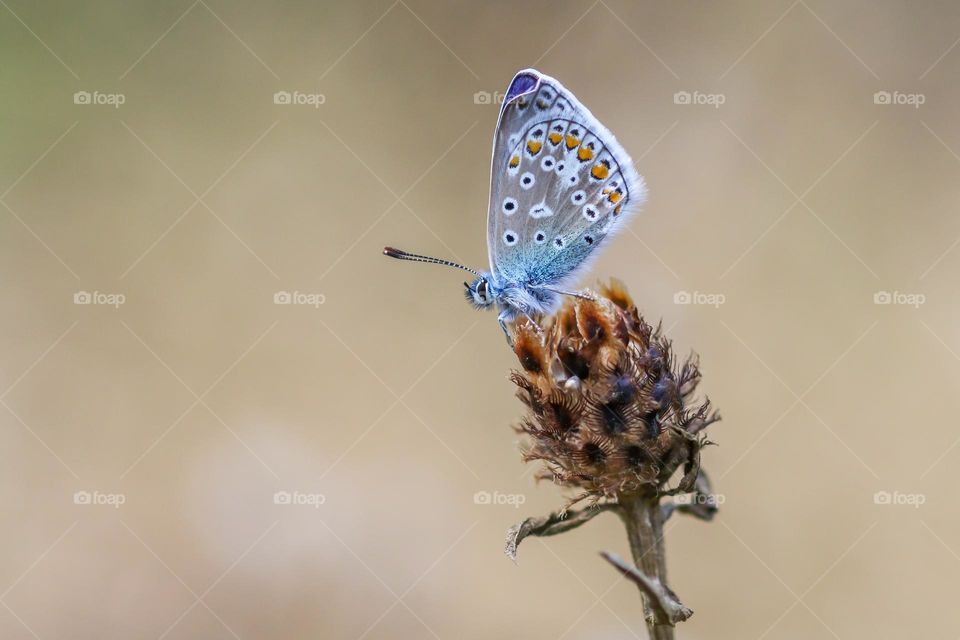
[620,494,674,640]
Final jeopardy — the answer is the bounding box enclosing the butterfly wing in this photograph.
[486,69,647,292]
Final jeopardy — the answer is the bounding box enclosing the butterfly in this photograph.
[384,68,647,344]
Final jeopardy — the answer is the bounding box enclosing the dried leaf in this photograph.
[504,503,618,561]
[601,552,693,625]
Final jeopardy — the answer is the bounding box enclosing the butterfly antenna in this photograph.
[383,247,482,277]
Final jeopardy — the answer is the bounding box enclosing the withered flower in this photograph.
[505,281,721,640]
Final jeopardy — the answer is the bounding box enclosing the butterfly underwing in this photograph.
[384,68,647,344]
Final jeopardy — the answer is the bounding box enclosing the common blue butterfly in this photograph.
[384,69,647,344]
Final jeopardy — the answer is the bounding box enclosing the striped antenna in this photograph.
[383,247,482,278]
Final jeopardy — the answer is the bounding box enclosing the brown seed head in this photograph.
[511,282,720,507]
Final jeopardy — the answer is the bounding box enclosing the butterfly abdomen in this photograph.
[494,284,562,319]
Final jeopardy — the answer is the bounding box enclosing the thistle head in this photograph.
[511,280,720,507]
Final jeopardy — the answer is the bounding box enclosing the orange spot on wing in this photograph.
[577,146,594,161]
[591,163,610,180]
[548,132,563,145]
[526,140,542,155]
[565,135,580,150]
[608,190,622,204]
[509,155,520,168]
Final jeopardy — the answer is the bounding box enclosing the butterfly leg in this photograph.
[498,310,514,347]
[533,285,596,301]
[522,313,544,336]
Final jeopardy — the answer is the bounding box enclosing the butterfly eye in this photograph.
[571,190,586,204]
[533,230,547,244]
[584,235,594,245]
[520,172,535,189]
[502,197,518,215]
[540,156,555,171]
[582,205,599,222]
[503,230,518,246]
[553,237,565,249]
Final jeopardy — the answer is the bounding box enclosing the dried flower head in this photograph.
[512,280,720,507]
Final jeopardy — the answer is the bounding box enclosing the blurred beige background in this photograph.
[2,1,959,638]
